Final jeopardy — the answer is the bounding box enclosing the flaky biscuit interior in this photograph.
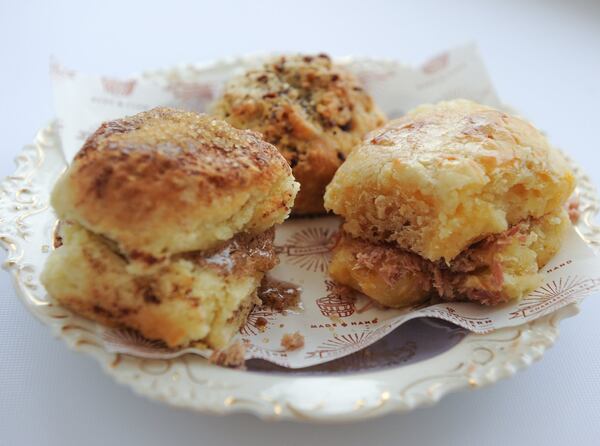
[41,223,276,348]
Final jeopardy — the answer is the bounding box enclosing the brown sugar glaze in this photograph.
[258,274,302,312]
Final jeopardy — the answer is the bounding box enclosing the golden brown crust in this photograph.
[329,209,570,307]
[212,54,386,215]
[325,100,575,262]
[41,223,275,349]
[51,108,298,260]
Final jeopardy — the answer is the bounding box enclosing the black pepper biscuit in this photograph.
[211,54,386,215]
[41,108,299,348]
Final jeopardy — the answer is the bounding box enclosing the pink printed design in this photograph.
[509,275,600,319]
[166,81,215,112]
[243,343,291,367]
[50,60,76,79]
[101,77,137,96]
[305,332,375,360]
[355,69,395,90]
[420,306,494,331]
[421,52,449,74]
[101,327,176,354]
[316,280,356,318]
[362,322,396,340]
[277,227,337,273]
[240,307,278,336]
[308,339,417,373]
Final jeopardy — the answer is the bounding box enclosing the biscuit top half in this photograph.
[325,99,575,262]
[52,107,299,261]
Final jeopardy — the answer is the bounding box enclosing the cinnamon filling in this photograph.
[257,274,302,311]
[55,221,278,277]
[347,218,540,305]
[181,228,278,276]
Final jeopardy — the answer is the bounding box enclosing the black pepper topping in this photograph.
[143,290,161,304]
[339,122,353,132]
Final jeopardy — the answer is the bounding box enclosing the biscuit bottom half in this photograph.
[41,223,278,349]
[329,208,570,307]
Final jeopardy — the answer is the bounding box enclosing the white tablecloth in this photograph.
[1,1,599,444]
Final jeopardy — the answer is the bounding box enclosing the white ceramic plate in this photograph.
[2,65,599,423]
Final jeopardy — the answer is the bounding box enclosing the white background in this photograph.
[1,0,599,444]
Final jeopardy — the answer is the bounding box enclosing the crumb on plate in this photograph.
[209,341,246,368]
[567,196,580,224]
[280,331,305,351]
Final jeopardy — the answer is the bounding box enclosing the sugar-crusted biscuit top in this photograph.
[51,107,299,260]
[325,99,575,261]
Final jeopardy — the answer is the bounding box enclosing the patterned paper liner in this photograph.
[37,44,600,368]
